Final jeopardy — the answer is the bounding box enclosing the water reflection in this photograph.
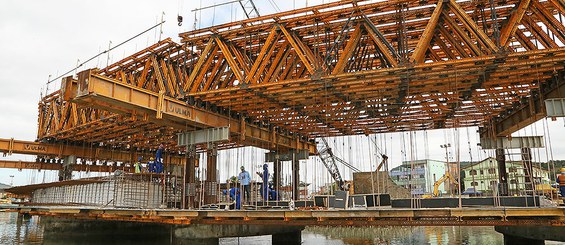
[305,226,503,244]
[0,212,43,245]
[0,212,560,245]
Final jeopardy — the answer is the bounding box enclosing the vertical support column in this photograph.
[521,147,535,193]
[292,155,300,201]
[205,146,218,204]
[59,155,76,181]
[503,235,544,245]
[273,158,281,197]
[272,230,302,245]
[184,145,198,209]
[496,149,509,196]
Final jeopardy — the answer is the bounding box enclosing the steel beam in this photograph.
[483,76,565,137]
[480,136,545,149]
[545,98,565,117]
[0,160,61,171]
[0,160,135,173]
[177,127,230,146]
[0,138,186,165]
[74,69,316,154]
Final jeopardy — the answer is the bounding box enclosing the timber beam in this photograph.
[74,69,316,154]
[34,0,565,144]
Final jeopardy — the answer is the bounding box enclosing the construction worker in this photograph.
[223,187,241,210]
[238,166,251,204]
[148,157,156,173]
[134,157,142,173]
[256,163,269,201]
[154,144,164,173]
[557,168,565,198]
[155,143,164,163]
[268,181,279,201]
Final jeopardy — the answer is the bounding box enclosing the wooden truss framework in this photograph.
[37,0,565,156]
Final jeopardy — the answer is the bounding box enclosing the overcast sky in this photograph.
[1,0,564,188]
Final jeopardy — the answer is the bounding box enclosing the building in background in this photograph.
[0,183,10,198]
[462,157,551,195]
[390,160,447,196]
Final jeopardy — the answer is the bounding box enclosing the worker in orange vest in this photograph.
[557,168,565,198]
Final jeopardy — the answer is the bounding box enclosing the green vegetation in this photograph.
[542,160,565,178]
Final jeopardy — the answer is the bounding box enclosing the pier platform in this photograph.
[16,206,565,227]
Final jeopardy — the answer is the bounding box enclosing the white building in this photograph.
[390,160,447,196]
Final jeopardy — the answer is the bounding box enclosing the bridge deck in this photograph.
[17,206,565,227]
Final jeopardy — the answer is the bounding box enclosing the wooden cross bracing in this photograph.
[36,0,565,152]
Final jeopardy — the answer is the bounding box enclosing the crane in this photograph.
[317,138,360,190]
[192,0,260,19]
[375,154,388,172]
[432,172,459,197]
[367,134,389,172]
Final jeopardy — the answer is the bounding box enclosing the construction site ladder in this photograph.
[520,148,536,196]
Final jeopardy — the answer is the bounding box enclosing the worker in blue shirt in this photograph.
[238,166,251,204]
[148,157,155,172]
[256,164,269,201]
[154,144,164,173]
[223,187,241,210]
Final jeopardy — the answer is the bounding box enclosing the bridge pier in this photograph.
[273,157,281,198]
[495,226,565,244]
[41,216,304,244]
[184,147,198,209]
[495,149,509,196]
[272,230,301,245]
[59,155,75,181]
[205,146,218,205]
[503,234,544,245]
[292,157,300,200]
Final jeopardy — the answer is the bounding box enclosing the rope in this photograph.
[46,21,165,85]
[543,119,555,201]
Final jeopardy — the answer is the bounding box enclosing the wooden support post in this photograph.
[496,149,509,196]
[292,155,300,201]
[274,157,281,197]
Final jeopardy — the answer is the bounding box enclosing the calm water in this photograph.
[0,211,560,244]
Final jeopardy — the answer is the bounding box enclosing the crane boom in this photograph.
[375,154,388,172]
[192,0,260,18]
[317,138,360,190]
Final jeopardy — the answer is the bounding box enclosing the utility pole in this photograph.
[440,143,451,195]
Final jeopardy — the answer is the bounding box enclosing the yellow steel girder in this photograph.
[0,138,186,165]
[73,69,317,154]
